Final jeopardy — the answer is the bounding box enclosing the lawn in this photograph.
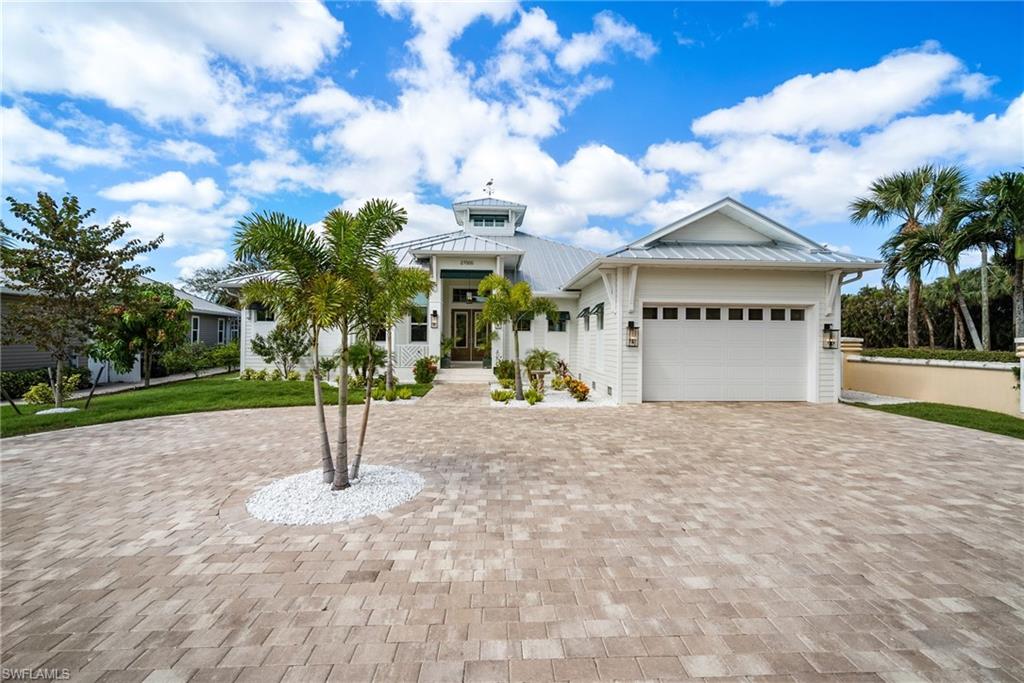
[858,401,1024,440]
[0,375,432,438]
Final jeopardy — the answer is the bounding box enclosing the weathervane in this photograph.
[483,178,495,197]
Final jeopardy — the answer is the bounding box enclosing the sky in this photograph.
[3,1,1022,291]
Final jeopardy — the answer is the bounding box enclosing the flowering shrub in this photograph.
[550,375,566,391]
[413,355,438,384]
[566,377,590,402]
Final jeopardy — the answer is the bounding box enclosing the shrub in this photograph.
[348,374,365,392]
[304,369,316,381]
[499,378,514,390]
[524,388,543,405]
[268,368,283,381]
[209,340,240,371]
[286,370,301,381]
[1,367,90,398]
[493,359,516,381]
[566,377,590,402]
[397,387,413,400]
[413,355,439,384]
[490,389,514,403]
[23,373,82,405]
[254,369,268,381]
[371,386,385,400]
[524,348,559,372]
[861,347,1017,363]
[162,342,213,378]
[250,327,310,376]
[384,389,397,402]
[551,375,566,391]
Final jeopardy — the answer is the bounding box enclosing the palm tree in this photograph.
[235,212,344,484]
[959,172,1024,338]
[349,253,433,480]
[850,165,964,347]
[321,200,409,491]
[476,274,557,401]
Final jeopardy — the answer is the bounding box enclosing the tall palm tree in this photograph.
[476,274,557,401]
[959,171,1024,338]
[349,253,433,480]
[321,200,408,490]
[850,165,963,347]
[235,212,344,484]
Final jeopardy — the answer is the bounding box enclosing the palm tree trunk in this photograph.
[953,305,966,350]
[946,262,982,350]
[54,357,65,408]
[907,272,921,348]
[310,331,335,484]
[512,326,524,401]
[144,347,152,388]
[385,328,394,392]
[980,245,990,350]
[1015,259,1024,338]
[333,320,351,491]
[923,309,936,349]
[351,373,373,480]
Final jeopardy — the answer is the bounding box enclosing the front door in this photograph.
[451,310,488,362]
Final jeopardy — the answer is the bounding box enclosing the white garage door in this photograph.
[642,305,808,401]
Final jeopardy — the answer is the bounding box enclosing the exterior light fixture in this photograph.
[822,323,839,349]
[430,310,439,329]
[626,320,639,348]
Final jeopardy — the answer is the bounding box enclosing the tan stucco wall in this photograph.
[843,356,1020,416]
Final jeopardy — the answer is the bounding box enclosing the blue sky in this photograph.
[3,1,1021,291]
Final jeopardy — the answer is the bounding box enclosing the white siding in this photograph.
[575,279,618,401]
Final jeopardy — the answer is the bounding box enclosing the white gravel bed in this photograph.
[246,465,424,525]
[35,407,81,415]
[488,383,614,408]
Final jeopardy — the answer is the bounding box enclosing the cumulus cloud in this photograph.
[2,2,345,134]
[101,171,224,209]
[159,139,217,164]
[116,196,251,249]
[174,248,229,278]
[555,11,657,74]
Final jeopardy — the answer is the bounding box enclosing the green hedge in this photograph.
[861,348,1017,363]
[1,366,92,398]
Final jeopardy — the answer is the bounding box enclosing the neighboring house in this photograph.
[220,196,881,404]
[0,279,239,382]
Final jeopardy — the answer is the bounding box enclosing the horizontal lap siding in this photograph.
[576,280,618,401]
[626,267,833,403]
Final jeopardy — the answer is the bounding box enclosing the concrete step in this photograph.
[434,368,494,384]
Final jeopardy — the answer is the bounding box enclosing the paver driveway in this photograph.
[2,385,1023,682]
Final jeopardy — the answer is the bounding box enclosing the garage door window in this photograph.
[770,308,786,321]
[790,309,805,321]
[705,307,721,321]
[662,307,678,320]
[685,307,701,320]
[748,308,764,321]
[728,308,743,320]
[642,307,658,320]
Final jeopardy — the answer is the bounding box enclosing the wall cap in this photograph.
[848,355,1017,371]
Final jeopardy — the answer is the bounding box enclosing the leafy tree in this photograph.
[249,326,310,376]
[841,286,907,349]
[476,274,557,401]
[235,212,345,485]
[180,257,270,307]
[850,166,959,347]
[95,282,193,386]
[162,342,213,378]
[0,193,161,406]
[321,200,408,490]
[209,340,241,372]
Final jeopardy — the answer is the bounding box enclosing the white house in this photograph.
[220,196,881,404]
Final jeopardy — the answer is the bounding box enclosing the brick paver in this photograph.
[2,384,1023,681]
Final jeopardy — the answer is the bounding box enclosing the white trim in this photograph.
[191,315,200,343]
[217,318,225,344]
[848,355,1017,371]
[599,270,616,312]
[625,265,639,314]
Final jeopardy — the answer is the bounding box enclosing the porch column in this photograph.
[428,256,442,359]
[493,256,503,366]
[1017,337,1024,414]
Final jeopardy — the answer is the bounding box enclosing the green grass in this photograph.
[858,401,1024,440]
[0,376,432,438]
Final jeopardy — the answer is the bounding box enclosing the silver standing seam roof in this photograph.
[139,276,240,316]
[605,242,879,266]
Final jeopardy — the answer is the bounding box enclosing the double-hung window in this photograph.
[410,294,428,342]
[191,316,200,343]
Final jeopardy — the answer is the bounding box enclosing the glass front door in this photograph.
[451,310,488,362]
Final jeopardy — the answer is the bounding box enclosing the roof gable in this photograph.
[630,197,821,250]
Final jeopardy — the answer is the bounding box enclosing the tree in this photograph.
[851,166,953,347]
[321,200,409,491]
[841,286,908,348]
[181,257,270,307]
[235,212,345,485]
[249,326,310,376]
[95,282,193,386]
[162,342,213,378]
[0,193,161,406]
[349,253,433,480]
[476,274,557,401]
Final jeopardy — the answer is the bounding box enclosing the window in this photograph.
[191,316,200,343]
[685,307,701,320]
[584,315,590,331]
[470,214,506,228]
[770,308,786,321]
[515,316,532,331]
[410,294,428,342]
[728,308,744,321]
[548,311,570,332]
[254,304,275,322]
[591,303,604,330]
[790,308,805,321]
[662,307,678,320]
[748,308,764,321]
[642,307,658,320]
[229,320,239,341]
[217,319,225,344]
[705,308,721,321]
[452,288,477,303]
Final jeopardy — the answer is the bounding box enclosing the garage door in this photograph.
[642,305,808,401]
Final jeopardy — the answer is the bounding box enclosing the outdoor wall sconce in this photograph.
[626,320,639,348]
[430,310,439,328]
[822,323,839,349]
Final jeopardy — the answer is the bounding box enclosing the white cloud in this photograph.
[174,248,229,278]
[501,7,561,51]
[2,2,345,134]
[116,196,251,249]
[555,11,657,74]
[292,82,366,124]
[571,226,628,252]
[101,171,224,209]
[692,44,994,138]
[159,140,217,164]
[2,106,125,187]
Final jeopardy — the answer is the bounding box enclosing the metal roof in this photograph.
[410,234,523,256]
[140,276,240,316]
[605,242,879,266]
[452,197,527,209]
